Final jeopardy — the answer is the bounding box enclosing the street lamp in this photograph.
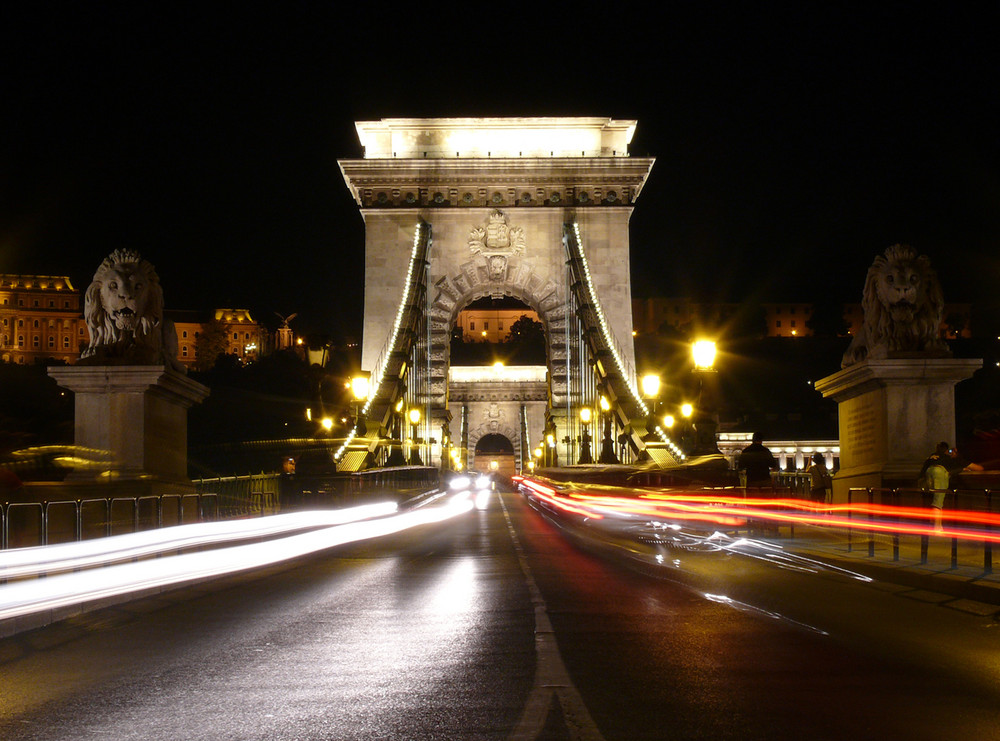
[578,406,593,464]
[598,395,619,464]
[690,339,721,455]
[640,373,661,458]
[351,374,370,436]
[408,407,422,465]
[692,339,717,370]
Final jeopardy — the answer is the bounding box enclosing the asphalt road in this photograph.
[2,486,1000,740]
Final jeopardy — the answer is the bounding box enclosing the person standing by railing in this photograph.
[919,442,983,530]
[738,433,777,492]
[807,452,832,504]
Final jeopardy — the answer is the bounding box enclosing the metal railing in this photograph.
[193,473,281,518]
[2,493,219,550]
[846,487,997,573]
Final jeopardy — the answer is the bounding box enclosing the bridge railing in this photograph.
[842,486,998,573]
[1,493,220,550]
[0,472,285,550]
[564,222,682,463]
[335,221,431,464]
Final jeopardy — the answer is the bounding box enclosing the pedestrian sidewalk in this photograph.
[774,521,1000,611]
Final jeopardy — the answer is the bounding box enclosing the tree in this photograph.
[505,315,545,346]
[193,319,228,372]
[806,301,850,337]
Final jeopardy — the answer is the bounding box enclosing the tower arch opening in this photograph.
[473,432,516,479]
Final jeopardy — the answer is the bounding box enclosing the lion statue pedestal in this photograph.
[816,244,981,499]
[815,358,981,499]
[48,366,209,489]
[47,250,209,495]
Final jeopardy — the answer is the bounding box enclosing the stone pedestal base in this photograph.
[815,358,981,500]
[48,365,210,486]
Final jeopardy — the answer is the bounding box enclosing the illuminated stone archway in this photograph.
[340,117,653,456]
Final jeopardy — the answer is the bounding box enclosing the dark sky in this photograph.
[3,5,999,340]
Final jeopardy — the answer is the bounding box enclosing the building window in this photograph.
[32,336,39,348]
[48,300,55,307]
[182,330,188,339]
[233,332,238,340]
[63,337,69,348]
[484,321,489,331]
[182,346,189,357]
[469,321,475,331]
[48,336,54,348]
[776,320,782,328]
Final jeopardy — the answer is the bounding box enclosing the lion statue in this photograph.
[841,244,950,367]
[79,249,185,372]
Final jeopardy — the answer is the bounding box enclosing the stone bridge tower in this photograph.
[339,118,654,467]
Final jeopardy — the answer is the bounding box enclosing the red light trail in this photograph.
[516,477,1000,542]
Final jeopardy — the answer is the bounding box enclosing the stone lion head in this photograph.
[80,249,177,367]
[842,244,949,366]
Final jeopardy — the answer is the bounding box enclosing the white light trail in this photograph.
[0,496,473,623]
[0,503,398,580]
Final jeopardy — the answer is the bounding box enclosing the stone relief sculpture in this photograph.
[841,244,950,367]
[469,209,526,284]
[79,249,185,372]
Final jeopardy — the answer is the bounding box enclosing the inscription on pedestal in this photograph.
[840,392,885,468]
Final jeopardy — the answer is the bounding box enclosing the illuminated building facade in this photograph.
[0,275,85,364]
[454,307,541,343]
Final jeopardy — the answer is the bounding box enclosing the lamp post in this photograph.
[350,375,369,437]
[408,407,422,465]
[690,340,721,455]
[578,406,593,464]
[386,398,407,466]
[598,395,619,464]
[640,373,661,458]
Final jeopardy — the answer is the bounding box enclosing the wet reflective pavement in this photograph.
[2,487,1000,739]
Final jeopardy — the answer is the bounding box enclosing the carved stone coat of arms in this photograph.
[469,210,526,282]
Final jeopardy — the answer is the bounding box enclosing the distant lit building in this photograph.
[0,275,85,364]
[761,303,813,337]
[168,309,269,370]
[215,309,265,362]
[455,306,541,343]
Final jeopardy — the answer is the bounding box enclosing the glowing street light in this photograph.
[681,403,694,418]
[690,339,721,455]
[351,374,370,436]
[579,406,593,464]
[598,395,619,464]
[692,339,717,370]
[640,374,661,399]
[408,407,422,465]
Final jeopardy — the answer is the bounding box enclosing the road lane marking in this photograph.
[500,493,606,741]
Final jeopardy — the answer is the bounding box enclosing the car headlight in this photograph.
[449,475,471,490]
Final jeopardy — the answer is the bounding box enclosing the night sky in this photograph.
[3,5,998,341]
